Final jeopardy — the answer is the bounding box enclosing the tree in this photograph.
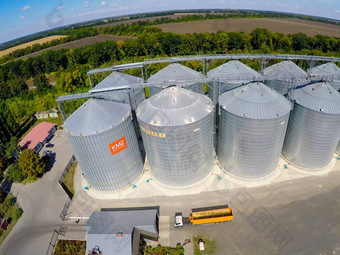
[9,79,28,96]
[6,136,19,160]
[18,149,45,180]
[5,163,23,182]
[33,73,51,92]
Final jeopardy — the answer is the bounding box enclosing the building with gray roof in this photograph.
[282,82,340,169]
[218,82,292,179]
[307,62,340,92]
[262,60,309,95]
[147,63,205,96]
[64,98,144,191]
[85,208,159,255]
[137,86,214,186]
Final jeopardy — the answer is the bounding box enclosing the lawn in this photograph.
[0,194,23,246]
[62,161,77,197]
[193,236,217,255]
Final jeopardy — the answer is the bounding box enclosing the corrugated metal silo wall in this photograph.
[265,80,290,95]
[138,113,214,186]
[131,88,146,110]
[282,103,340,169]
[336,141,340,154]
[66,116,144,191]
[148,83,203,97]
[218,110,289,179]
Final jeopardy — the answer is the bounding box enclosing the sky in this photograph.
[0,0,340,44]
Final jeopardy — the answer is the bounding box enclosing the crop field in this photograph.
[16,35,135,60]
[153,18,340,37]
[0,35,67,57]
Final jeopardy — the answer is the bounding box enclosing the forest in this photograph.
[1,21,340,174]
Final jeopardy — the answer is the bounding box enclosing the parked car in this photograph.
[46,143,54,148]
[42,150,52,157]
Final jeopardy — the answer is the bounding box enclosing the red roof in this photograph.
[18,122,55,150]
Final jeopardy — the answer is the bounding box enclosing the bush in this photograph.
[5,163,24,183]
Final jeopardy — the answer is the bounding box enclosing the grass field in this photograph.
[193,236,217,255]
[16,35,135,60]
[153,18,340,37]
[62,161,77,197]
[0,35,68,58]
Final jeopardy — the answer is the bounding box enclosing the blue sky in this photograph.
[0,0,340,44]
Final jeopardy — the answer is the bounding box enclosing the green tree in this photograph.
[33,73,52,92]
[6,136,19,159]
[5,163,24,182]
[18,149,45,180]
[9,79,29,96]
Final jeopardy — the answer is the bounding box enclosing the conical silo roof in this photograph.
[90,72,140,92]
[290,82,340,114]
[64,98,131,136]
[137,86,213,126]
[147,63,204,85]
[219,82,291,120]
[307,62,340,77]
[207,60,262,81]
[262,60,308,81]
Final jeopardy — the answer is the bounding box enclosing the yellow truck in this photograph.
[189,205,233,225]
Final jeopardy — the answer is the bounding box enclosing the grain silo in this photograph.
[136,86,214,186]
[307,62,340,92]
[218,82,291,179]
[207,60,262,104]
[282,82,340,169]
[147,63,205,97]
[337,142,340,155]
[90,71,145,111]
[64,98,144,191]
[262,60,308,96]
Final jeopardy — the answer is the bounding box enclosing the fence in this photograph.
[46,226,68,255]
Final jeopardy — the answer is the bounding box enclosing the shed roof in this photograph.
[137,86,213,126]
[262,60,308,81]
[291,82,340,114]
[207,60,262,81]
[85,209,158,255]
[147,63,204,86]
[64,98,131,136]
[18,122,55,150]
[219,82,292,119]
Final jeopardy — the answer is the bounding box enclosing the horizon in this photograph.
[1,0,340,45]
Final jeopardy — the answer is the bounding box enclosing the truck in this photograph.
[174,205,233,227]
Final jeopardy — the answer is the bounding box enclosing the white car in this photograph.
[174,212,183,228]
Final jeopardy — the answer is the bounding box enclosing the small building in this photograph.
[18,122,56,153]
[85,208,159,255]
[34,108,58,119]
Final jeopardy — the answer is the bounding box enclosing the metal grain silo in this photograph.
[218,82,291,179]
[207,60,263,104]
[136,86,214,186]
[307,62,340,92]
[282,82,340,169]
[147,63,205,97]
[90,71,145,111]
[262,61,308,96]
[337,142,340,155]
[64,98,144,191]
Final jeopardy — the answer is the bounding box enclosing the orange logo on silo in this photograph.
[109,137,127,155]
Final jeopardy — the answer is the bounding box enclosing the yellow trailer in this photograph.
[189,205,233,225]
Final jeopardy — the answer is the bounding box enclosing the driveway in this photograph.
[0,130,74,255]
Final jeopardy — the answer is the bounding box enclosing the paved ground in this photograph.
[0,131,75,255]
[0,129,339,255]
